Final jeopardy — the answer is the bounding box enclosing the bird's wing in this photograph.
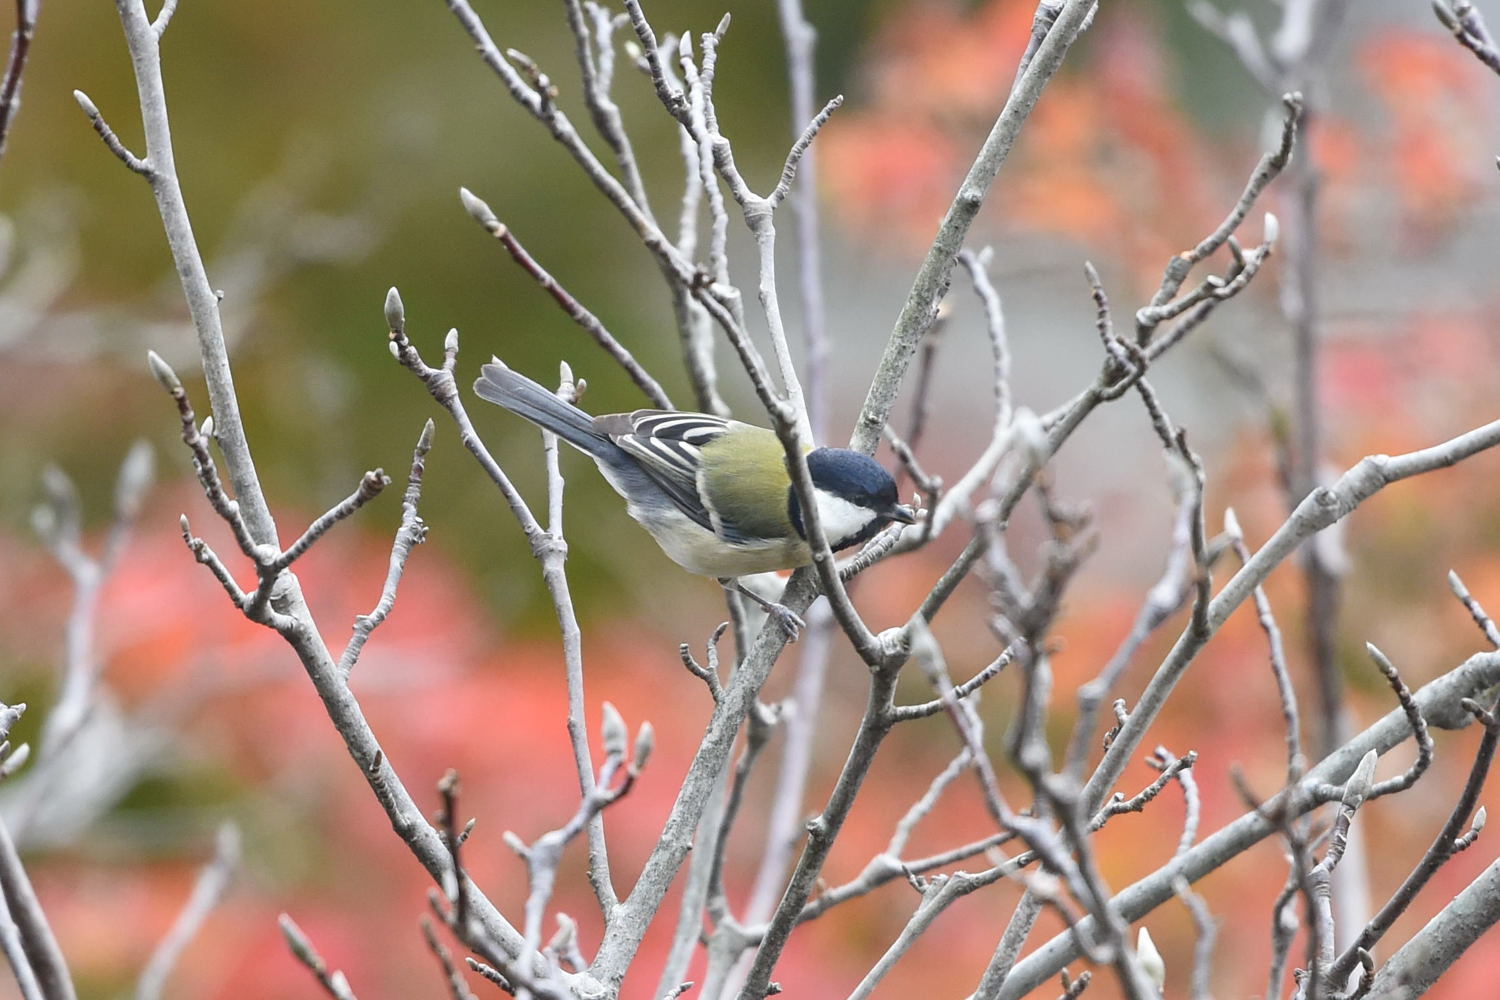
[601,411,745,540]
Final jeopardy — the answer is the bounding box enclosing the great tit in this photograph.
[474,361,917,614]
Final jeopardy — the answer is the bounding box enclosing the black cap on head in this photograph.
[806,448,901,508]
[787,448,910,550]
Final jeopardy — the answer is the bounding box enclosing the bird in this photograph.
[474,359,917,637]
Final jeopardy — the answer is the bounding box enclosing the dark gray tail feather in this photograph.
[474,360,618,461]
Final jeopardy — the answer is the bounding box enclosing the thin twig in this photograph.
[421,916,479,1000]
[99,0,530,974]
[1448,568,1500,647]
[1361,644,1432,801]
[1135,94,1300,340]
[706,701,780,922]
[850,0,1097,455]
[0,0,39,163]
[465,957,511,992]
[458,189,673,409]
[1328,691,1500,983]
[1081,416,1500,842]
[1305,749,1378,994]
[0,815,75,1000]
[73,89,150,175]
[270,469,389,571]
[150,0,176,37]
[136,824,240,1000]
[279,914,360,1000]
[1434,0,1500,75]
[437,770,469,937]
[508,705,646,998]
[994,646,1500,997]
[1226,508,1305,784]
[767,95,842,208]
[892,642,1022,722]
[340,420,434,675]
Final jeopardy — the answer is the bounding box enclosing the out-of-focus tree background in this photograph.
[2,0,1499,996]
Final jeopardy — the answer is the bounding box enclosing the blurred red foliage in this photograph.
[6,419,1498,998]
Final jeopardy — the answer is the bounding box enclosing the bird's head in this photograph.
[789,447,918,552]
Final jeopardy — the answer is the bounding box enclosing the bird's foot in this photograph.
[766,602,805,642]
[720,577,805,642]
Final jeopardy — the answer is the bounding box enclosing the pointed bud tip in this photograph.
[459,187,499,229]
[633,720,655,771]
[147,350,182,392]
[384,287,404,331]
[601,701,628,758]
[1348,748,1379,801]
[1136,927,1166,989]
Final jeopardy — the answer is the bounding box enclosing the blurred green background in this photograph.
[0,0,1278,628]
[0,0,903,629]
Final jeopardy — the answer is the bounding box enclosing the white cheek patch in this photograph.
[814,489,878,547]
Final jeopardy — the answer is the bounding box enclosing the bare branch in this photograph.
[509,704,645,997]
[91,0,540,978]
[1188,2,1278,88]
[1365,858,1500,997]
[136,824,241,1000]
[150,0,176,37]
[178,514,247,608]
[340,420,434,675]
[768,95,842,208]
[735,651,906,998]
[1065,476,1196,779]
[850,0,1097,454]
[422,916,479,1000]
[386,304,541,541]
[1329,691,1500,983]
[1433,0,1500,75]
[997,647,1500,997]
[706,701,780,922]
[1447,569,1500,647]
[1305,749,1378,995]
[465,957,511,992]
[776,0,831,438]
[678,622,728,702]
[72,89,149,175]
[458,188,674,409]
[1169,764,1215,1000]
[147,351,258,560]
[1226,507,1305,784]
[847,870,992,1000]
[0,812,74,1000]
[1361,645,1432,801]
[1136,93,1299,340]
[561,0,651,212]
[279,914,360,1000]
[1089,750,1197,830]
[1081,416,1500,841]
[270,469,390,572]
[0,0,39,162]
[437,770,470,939]
[892,642,1022,722]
